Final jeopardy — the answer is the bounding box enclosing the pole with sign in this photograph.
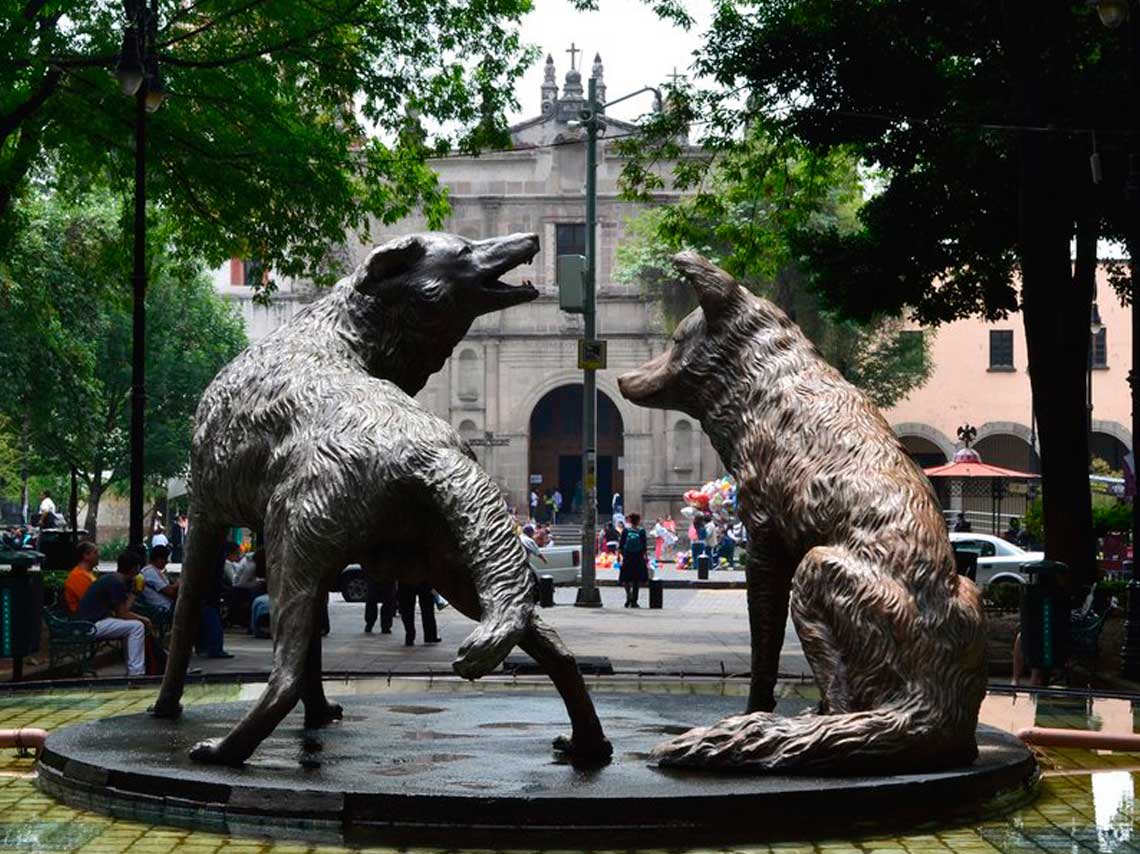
[575,75,603,607]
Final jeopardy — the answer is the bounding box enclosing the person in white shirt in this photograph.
[141,544,179,613]
[520,524,547,583]
[150,525,169,549]
[38,491,56,516]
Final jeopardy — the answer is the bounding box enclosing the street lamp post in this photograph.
[1088,0,1140,677]
[1089,300,1103,460]
[571,79,661,608]
[114,0,166,548]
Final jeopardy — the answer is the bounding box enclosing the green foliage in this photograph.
[1024,498,1044,544]
[1092,501,1132,537]
[0,186,246,532]
[96,537,129,562]
[983,582,1021,612]
[1,0,542,288]
[0,415,19,499]
[614,137,931,408]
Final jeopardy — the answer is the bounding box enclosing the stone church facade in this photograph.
[348,54,721,519]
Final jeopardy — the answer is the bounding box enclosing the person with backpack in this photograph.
[619,513,649,608]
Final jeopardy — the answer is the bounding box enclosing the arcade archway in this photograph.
[528,384,624,521]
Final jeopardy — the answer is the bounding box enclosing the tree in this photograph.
[1,0,546,288]
[615,134,931,408]
[0,188,246,539]
[621,2,1129,586]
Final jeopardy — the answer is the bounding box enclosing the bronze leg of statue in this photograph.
[516,615,612,767]
[744,524,794,714]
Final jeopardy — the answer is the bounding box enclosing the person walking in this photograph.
[619,513,649,608]
[398,581,440,646]
[552,488,563,524]
[364,578,398,634]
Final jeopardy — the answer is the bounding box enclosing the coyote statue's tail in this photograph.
[652,700,977,775]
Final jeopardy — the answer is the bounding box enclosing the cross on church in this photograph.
[667,67,687,86]
[566,42,581,71]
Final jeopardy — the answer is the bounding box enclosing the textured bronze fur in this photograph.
[618,252,986,773]
[151,232,611,767]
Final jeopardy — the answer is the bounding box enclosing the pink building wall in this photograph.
[884,267,1133,463]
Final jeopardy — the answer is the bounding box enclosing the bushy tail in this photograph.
[652,704,976,774]
[452,604,530,680]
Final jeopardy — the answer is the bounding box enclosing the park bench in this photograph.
[42,608,98,676]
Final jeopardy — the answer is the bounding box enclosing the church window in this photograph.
[1091,327,1107,368]
[457,349,479,401]
[556,223,587,257]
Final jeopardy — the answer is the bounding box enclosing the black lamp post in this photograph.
[1089,300,1103,460]
[114,0,166,548]
[1088,0,1140,677]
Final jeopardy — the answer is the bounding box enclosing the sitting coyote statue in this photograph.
[151,232,611,767]
[618,252,986,774]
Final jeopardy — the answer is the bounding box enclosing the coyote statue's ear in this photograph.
[357,236,428,300]
[672,250,738,323]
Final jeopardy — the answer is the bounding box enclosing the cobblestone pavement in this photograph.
[0,683,1136,853]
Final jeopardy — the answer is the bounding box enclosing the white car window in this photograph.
[993,539,1022,557]
[957,538,996,557]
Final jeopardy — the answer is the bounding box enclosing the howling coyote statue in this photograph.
[151,232,611,767]
[618,252,986,774]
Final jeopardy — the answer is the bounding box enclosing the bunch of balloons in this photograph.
[680,476,738,524]
[595,552,619,571]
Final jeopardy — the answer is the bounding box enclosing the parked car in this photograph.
[529,544,581,584]
[336,544,582,602]
[948,532,1043,589]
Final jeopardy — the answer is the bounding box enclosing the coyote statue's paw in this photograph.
[189,737,248,767]
[148,699,182,720]
[553,733,614,768]
[651,712,786,769]
[304,701,343,729]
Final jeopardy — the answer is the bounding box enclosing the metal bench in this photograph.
[42,608,98,676]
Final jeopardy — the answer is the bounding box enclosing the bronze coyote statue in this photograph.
[618,252,986,773]
[152,232,611,767]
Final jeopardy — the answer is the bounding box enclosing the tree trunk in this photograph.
[84,478,102,543]
[1010,0,1095,592]
[1019,144,1096,590]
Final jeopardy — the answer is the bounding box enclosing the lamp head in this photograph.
[114,27,144,97]
[144,55,166,113]
[1089,0,1130,28]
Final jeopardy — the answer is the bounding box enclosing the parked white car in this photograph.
[528,544,581,584]
[949,532,1044,589]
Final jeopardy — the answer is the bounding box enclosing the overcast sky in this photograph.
[508,0,713,124]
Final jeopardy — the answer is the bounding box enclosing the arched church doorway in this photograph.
[528,385,624,521]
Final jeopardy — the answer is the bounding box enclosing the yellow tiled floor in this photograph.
[0,684,1135,853]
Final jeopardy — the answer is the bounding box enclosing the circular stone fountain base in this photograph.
[37,692,1037,845]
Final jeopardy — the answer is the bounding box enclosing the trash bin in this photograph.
[538,574,555,608]
[697,553,711,580]
[952,547,979,582]
[649,578,663,609]
[1019,559,1070,671]
[0,550,44,682]
[36,529,86,573]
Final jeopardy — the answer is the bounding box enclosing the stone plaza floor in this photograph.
[0,678,1135,853]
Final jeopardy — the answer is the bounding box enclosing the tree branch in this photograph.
[0,68,61,143]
